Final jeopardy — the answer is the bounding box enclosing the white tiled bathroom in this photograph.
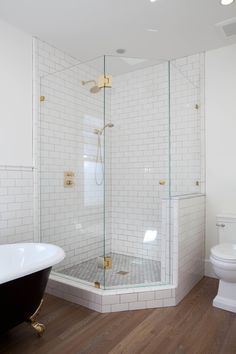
[1,1,236,351]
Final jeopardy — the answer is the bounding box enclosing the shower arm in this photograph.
[81,80,97,86]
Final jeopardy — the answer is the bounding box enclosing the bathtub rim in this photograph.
[0,243,65,285]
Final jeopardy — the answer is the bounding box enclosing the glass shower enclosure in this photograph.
[40,55,176,289]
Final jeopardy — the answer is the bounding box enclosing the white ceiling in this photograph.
[0,0,236,61]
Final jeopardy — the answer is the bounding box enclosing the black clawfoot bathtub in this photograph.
[0,243,65,336]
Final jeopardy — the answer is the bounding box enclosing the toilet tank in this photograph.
[217,214,236,244]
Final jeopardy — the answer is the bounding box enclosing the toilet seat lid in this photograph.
[211,243,236,262]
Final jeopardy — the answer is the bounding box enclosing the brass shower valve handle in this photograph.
[65,179,73,186]
[64,171,75,187]
[159,179,166,185]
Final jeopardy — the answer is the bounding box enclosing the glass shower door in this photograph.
[170,58,202,196]
[103,56,171,289]
[39,54,173,290]
[40,56,107,288]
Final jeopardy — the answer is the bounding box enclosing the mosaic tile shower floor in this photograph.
[60,253,161,288]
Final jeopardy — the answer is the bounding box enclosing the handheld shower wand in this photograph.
[94,123,114,185]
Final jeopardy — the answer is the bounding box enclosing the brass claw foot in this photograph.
[31,322,45,336]
[27,299,46,337]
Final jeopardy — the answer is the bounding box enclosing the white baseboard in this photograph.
[204,259,217,279]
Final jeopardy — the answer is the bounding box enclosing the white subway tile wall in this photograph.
[47,276,176,313]
[108,54,204,263]
[46,194,205,312]
[0,168,34,244]
[174,194,205,303]
[36,45,172,278]
[38,47,110,272]
[110,62,169,262]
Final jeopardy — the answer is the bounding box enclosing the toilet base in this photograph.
[213,280,236,313]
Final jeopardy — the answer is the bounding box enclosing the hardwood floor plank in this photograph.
[218,315,236,354]
[109,278,218,354]
[0,277,236,354]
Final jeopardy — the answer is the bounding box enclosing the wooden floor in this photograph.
[1,277,236,354]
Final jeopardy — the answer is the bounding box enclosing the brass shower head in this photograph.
[81,79,101,94]
[81,75,112,94]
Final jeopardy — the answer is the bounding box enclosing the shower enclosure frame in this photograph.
[37,49,205,312]
[38,54,173,291]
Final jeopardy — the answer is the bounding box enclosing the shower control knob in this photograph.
[216,223,225,227]
[64,171,75,187]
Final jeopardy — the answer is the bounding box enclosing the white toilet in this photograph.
[210,214,236,313]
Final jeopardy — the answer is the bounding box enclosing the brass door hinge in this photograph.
[97,256,112,269]
[97,75,112,88]
[104,256,112,269]
[64,171,75,187]
[94,281,101,288]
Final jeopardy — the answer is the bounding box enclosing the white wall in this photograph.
[205,43,236,276]
[0,20,32,166]
[0,21,34,245]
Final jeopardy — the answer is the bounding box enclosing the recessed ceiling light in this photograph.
[116,48,126,54]
[220,0,235,5]
[150,0,158,2]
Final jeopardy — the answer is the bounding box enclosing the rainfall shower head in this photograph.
[90,85,101,94]
[82,75,112,94]
[81,79,101,94]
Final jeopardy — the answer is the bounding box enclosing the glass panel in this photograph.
[103,56,171,289]
[170,55,202,196]
[40,56,106,288]
[40,55,173,290]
